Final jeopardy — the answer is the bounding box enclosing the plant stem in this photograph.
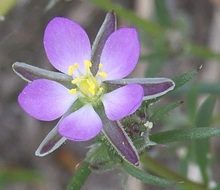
[67,161,91,190]
[141,153,207,190]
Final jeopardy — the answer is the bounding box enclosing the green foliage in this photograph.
[86,143,117,171]
[172,70,197,90]
[122,161,173,187]
[195,96,216,128]
[150,101,183,122]
[194,96,216,185]
[151,127,220,144]
[68,1,220,189]
[141,153,206,190]
[92,0,220,62]
[186,86,198,122]
[0,168,41,187]
[92,0,164,37]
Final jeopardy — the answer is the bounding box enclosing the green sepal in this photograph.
[91,11,116,75]
[12,62,72,87]
[85,143,119,172]
[95,105,140,166]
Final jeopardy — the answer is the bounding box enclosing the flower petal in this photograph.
[100,28,140,80]
[102,84,144,120]
[58,104,102,141]
[18,79,76,121]
[44,17,91,74]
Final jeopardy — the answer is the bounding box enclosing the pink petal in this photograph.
[18,79,76,121]
[44,17,91,74]
[100,28,140,80]
[58,104,102,141]
[102,84,144,120]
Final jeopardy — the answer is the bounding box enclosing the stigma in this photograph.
[67,60,107,99]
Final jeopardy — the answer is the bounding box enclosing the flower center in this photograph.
[78,75,99,96]
[67,60,107,101]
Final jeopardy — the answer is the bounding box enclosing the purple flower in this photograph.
[17,16,175,164]
[18,17,144,141]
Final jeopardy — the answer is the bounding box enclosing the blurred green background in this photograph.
[1,0,220,189]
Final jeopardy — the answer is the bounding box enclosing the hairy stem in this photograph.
[67,161,91,190]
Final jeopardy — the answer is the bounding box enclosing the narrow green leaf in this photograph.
[171,83,220,96]
[195,96,216,128]
[198,83,220,94]
[150,101,183,122]
[67,161,91,190]
[150,127,220,144]
[194,96,216,185]
[141,153,206,190]
[92,0,164,37]
[186,86,198,122]
[172,70,197,90]
[122,161,173,187]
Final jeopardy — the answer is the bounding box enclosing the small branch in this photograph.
[67,161,91,190]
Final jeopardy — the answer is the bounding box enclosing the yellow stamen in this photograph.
[99,64,103,69]
[99,87,104,93]
[68,88,77,95]
[79,77,99,97]
[84,60,92,73]
[97,71,107,78]
[67,60,106,99]
[68,64,79,76]
[71,78,80,84]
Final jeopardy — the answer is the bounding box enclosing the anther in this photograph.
[99,64,103,69]
[71,78,80,84]
[68,64,79,76]
[68,88,77,95]
[97,71,107,78]
[84,60,92,72]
